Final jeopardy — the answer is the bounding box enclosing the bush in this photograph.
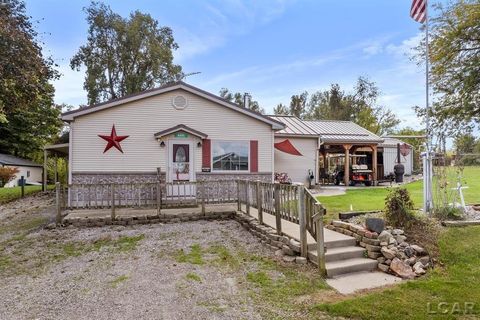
[384,188,416,228]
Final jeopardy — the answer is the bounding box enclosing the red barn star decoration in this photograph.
[98,125,129,153]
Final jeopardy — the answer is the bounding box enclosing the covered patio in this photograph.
[42,143,69,191]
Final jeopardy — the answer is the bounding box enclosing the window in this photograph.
[27,171,30,178]
[212,141,249,171]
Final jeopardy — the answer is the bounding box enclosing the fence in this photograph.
[55,179,326,274]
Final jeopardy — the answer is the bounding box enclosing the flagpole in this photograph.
[424,0,433,214]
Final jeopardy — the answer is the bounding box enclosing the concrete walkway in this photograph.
[326,271,402,295]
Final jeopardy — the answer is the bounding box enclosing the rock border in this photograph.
[326,220,431,279]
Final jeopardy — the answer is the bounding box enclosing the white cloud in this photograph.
[174,0,295,62]
[52,63,87,107]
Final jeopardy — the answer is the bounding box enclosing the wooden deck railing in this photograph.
[236,179,326,275]
[56,178,326,275]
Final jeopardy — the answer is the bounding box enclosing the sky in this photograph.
[25,0,443,131]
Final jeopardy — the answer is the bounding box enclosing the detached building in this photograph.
[0,153,43,187]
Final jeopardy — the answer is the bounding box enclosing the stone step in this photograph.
[325,258,378,278]
[325,246,366,262]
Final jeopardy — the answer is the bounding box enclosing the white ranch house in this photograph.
[46,82,412,193]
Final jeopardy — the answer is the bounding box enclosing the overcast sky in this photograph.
[26,0,444,131]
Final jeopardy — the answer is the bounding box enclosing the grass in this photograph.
[315,226,480,319]
[0,228,145,277]
[185,272,202,282]
[109,275,129,288]
[175,243,205,265]
[317,166,480,219]
[0,185,53,204]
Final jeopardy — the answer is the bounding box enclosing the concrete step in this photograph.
[325,258,378,278]
[325,246,366,262]
[308,246,366,263]
[307,237,357,251]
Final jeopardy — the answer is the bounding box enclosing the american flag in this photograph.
[410,0,427,23]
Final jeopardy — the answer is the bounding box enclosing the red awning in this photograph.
[274,139,303,156]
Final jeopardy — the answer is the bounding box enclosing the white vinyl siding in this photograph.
[382,148,413,176]
[274,137,318,185]
[70,89,273,174]
[3,165,42,187]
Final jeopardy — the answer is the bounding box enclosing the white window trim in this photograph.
[211,140,250,173]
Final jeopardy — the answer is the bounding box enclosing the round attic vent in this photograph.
[172,95,188,110]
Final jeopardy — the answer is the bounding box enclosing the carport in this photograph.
[306,120,384,186]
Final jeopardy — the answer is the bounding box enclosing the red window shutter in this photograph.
[202,139,211,168]
[250,140,258,172]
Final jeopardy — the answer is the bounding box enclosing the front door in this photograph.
[167,140,195,200]
[172,143,190,181]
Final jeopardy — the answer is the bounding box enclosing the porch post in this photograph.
[54,155,58,183]
[297,185,308,258]
[343,144,352,186]
[372,145,378,185]
[43,149,47,191]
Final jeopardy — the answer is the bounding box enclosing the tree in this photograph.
[305,77,399,135]
[71,2,183,105]
[0,167,19,187]
[0,0,62,159]
[415,1,480,130]
[0,0,58,122]
[391,127,426,171]
[289,92,309,118]
[219,88,265,114]
[454,132,477,154]
[273,103,289,115]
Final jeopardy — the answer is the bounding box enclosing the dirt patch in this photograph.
[404,217,442,261]
[0,199,341,320]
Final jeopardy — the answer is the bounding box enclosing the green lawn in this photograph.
[0,185,47,204]
[318,166,480,219]
[315,225,480,319]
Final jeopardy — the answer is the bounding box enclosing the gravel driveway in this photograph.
[0,194,338,320]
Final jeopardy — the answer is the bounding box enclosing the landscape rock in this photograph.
[391,229,404,236]
[381,247,396,260]
[404,246,416,258]
[395,235,407,243]
[378,263,390,272]
[413,262,426,275]
[365,218,385,234]
[405,257,417,266]
[418,256,431,266]
[368,251,382,259]
[378,230,393,243]
[362,237,380,246]
[274,249,284,257]
[282,255,296,263]
[281,245,295,256]
[365,244,381,252]
[295,257,307,264]
[410,245,426,256]
[390,258,416,279]
[288,239,301,252]
[385,259,392,265]
[377,257,386,264]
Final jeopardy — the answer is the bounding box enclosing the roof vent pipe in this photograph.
[243,93,251,109]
